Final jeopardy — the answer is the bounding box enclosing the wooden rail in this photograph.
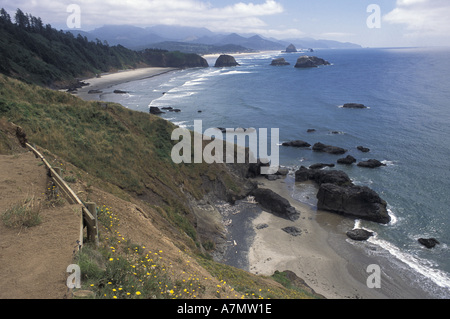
[25,143,98,247]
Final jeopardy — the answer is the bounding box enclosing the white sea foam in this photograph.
[220,70,253,76]
[367,236,450,290]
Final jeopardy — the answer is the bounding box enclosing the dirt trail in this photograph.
[0,152,81,299]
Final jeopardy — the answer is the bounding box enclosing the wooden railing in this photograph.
[26,143,98,247]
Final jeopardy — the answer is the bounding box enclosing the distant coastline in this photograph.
[73,67,179,101]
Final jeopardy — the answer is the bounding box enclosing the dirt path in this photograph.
[0,152,81,299]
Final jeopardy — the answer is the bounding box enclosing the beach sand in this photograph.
[247,176,380,299]
[247,176,434,299]
[73,67,178,101]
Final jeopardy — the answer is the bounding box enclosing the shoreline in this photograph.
[246,175,435,299]
[69,60,438,299]
[73,67,179,101]
[248,176,380,299]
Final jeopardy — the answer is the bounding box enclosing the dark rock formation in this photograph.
[357,146,371,153]
[358,159,386,168]
[418,238,440,249]
[313,142,347,155]
[307,129,316,133]
[88,89,102,94]
[251,188,300,221]
[337,155,357,165]
[343,103,367,109]
[295,56,330,68]
[276,167,290,176]
[282,140,311,148]
[113,89,128,94]
[282,226,302,237]
[149,107,165,115]
[309,163,335,170]
[295,166,352,186]
[347,229,374,241]
[271,58,290,66]
[285,44,298,53]
[215,55,239,67]
[317,183,391,224]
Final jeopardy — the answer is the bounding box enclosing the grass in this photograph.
[1,196,42,229]
[75,206,240,299]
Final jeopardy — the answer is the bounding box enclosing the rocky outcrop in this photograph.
[317,183,391,224]
[347,229,374,241]
[418,238,440,249]
[251,188,300,221]
[295,166,352,186]
[149,107,165,115]
[357,146,370,153]
[282,140,311,148]
[285,44,298,53]
[295,56,330,68]
[271,58,290,66]
[282,226,302,237]
[343,103,367,109]
[337,155,357,165]
[312,142,347,155]
[215,55,239,67]
[357,159,386,168]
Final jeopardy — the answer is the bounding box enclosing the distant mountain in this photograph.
[71,25,361,53]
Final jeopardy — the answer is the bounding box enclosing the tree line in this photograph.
[0,8,208,88]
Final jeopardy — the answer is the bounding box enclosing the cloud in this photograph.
[384,0,450,40]
[2,0,284,31]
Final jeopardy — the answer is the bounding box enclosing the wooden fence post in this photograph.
[86,202,99,246]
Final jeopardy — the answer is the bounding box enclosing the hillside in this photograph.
[0,75,322,299]
[0,8,208,89]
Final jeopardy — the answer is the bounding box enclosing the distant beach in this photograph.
[74,67,178,101]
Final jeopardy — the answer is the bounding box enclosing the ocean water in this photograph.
[107,47,450,298]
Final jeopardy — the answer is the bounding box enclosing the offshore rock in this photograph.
[343,103,367,109]
[271,58,290,66]
[215,55,239,67]
[347,229,374,241]
[418,238,440,249]
[317,183,391,224]
[313,142,347,155]
[251,188,300,221]
[357,159,386,168]
[337,155,357,165]
[149,107,165,115]
[285,44,298,53]
[282,140,311,148]
[295,56,330,68]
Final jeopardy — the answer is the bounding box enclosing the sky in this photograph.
[2,0,450,48]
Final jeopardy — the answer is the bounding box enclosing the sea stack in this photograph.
[214,55,239,67]
[285,44,298,53]
[271,58,290,66]
[295,56,330,68]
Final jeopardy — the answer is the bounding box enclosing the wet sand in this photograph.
[73,67,178,101]
[246,176,434,299]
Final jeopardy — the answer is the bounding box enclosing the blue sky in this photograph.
[2,0,449,47]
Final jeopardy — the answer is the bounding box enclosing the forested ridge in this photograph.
[0,8,208,88]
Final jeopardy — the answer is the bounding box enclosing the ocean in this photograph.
[104,47,450,298]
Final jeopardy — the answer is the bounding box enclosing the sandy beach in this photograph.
[247,176,379,299]
[246,176,434,299]
[73,67,178,101]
